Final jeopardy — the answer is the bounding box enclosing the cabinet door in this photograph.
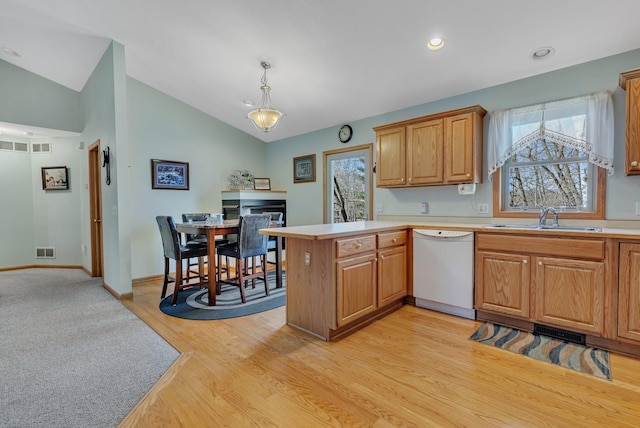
[532,256,605,335]
[444,113,475,183]
[376,127,406,187]
[336,253,377,326]
[618,243,640,341]
[407,119,443,185]
[476,251,530,318]
[625,77,640,175]
[378,245,407,307]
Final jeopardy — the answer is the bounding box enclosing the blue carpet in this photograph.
[160,271,285,320]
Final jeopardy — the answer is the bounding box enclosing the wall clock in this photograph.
[338,124,353,143]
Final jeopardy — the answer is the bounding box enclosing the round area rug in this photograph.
[159,272,285,320]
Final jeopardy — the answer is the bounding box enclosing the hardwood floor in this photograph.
[119,280,640,427]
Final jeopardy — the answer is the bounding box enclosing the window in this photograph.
[489,91,613,219]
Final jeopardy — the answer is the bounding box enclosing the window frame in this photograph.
[492,165,605,219]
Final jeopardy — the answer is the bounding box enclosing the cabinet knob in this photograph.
[408,177,412,182]
[356,243,362,249]
[538,261,543,266]
[466,173,471,177]
[522,259,527,264]
[392,238,397,243]
[401,178,404,182]
[632,161,638,167]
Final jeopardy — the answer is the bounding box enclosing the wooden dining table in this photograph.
[176,220,284,306]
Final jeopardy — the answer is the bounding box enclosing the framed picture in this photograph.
[42,166,69,190]
[253,178,271,190]
[151,159,189,190]
[293,154,316,183]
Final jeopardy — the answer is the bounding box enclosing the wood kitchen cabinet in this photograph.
[336,230,407,327]
[620,69,640,175]
[476,232,609,337]
[374,105,485,188]
[475,251,530,318]
[618,243,640,342]
[283,225,408,341]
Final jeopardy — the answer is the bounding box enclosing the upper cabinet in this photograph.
[374,106,486,188]
[620,69,640,175]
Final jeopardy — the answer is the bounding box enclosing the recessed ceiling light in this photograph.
[427,37,445,51]
[1,46,20,57]
[530,46,555,60]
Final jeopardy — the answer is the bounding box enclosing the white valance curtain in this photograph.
[487,90,614,181]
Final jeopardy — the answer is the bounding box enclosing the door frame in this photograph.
[88,140,104,277]
[322,143,373,224]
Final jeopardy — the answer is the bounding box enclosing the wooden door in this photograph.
[407,119,443,185]
[618,243,640,341]
[377,245,407,307]
[88,140,103,277]
[376,127,406,187]
[444,113,474,183]
[336,253,377,326]
[475,251,530,318]
[532,256,605,335]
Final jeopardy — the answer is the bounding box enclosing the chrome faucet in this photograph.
[539,206,559,227]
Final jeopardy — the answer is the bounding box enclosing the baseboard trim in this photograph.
[0,264,84,272]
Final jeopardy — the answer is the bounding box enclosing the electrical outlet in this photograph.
[458,183,476,195]
[375,203,384,212]
[304,252,311,266]
[420,202,428,214]
[477,203,489,214]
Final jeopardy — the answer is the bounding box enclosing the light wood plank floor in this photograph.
[119,280,640,427]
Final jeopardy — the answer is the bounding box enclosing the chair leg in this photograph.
[198,256,205,286]
[238,258,247,303]
[262,254,269,296]
[161,257,170,298]
[171,258,184,306]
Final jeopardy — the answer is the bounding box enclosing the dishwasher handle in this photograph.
[413,229,474,239]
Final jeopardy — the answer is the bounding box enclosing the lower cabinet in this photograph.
[475,233,608,337]
[335,230,407,329]
[619,243,640,342]
[475,251,530,318]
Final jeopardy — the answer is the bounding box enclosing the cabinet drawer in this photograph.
[477,233,605,261]
[378,230,407,249]
[336,235,376,258]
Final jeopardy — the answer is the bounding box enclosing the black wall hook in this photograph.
[102,146,111,185]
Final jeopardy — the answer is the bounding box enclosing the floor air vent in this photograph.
[534,324,585,345]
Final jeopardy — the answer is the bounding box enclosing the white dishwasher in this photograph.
[412,229,475,320]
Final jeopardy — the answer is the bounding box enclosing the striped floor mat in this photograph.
[469,322,611,380]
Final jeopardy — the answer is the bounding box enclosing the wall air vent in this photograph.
[35,247,56,259]
[534,324,585,345]
[0,140,30,152]
[32,142,51,153]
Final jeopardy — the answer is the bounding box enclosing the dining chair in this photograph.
[216,214,271,303]
[261,211,283,268]
[156,215,209,306]
[181,212,229,280]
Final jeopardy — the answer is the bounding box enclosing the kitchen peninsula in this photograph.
[262,221,410,340]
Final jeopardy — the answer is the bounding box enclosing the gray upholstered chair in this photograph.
[216,214,271,303]
[156,215,208,306]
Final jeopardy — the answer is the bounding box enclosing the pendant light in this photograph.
[248,61,283,132]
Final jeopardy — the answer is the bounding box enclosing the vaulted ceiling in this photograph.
[2,1,640,142]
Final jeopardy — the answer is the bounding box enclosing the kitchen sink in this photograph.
[485,224,602,232]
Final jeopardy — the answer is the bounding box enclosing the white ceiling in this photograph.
[2,1,640,142]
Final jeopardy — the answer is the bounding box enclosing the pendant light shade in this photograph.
[248,61,283,132]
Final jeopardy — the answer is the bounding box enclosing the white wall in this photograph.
[266,48,640,224]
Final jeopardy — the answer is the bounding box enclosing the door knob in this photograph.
[632,161,638,167]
